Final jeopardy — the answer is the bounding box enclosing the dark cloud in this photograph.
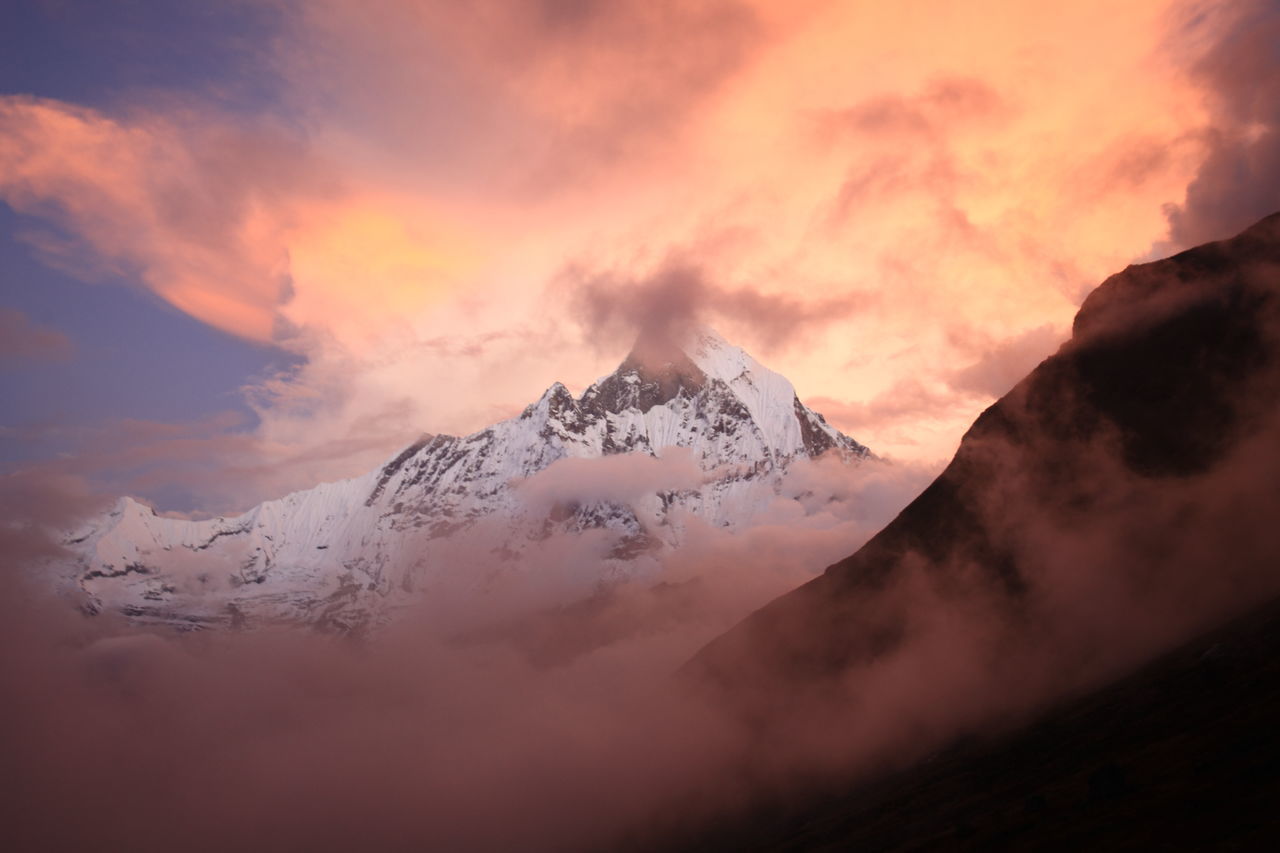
[0,307,74,364]
[1165,0,1280,246]
[513,447,704,511]
[563,255,867,355]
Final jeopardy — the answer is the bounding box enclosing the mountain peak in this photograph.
[616,324,760,385]
[622,323,735,365]
[68,323,870,631]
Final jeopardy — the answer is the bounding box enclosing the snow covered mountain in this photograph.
[65,328,871,632]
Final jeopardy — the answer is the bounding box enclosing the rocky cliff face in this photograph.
[65,328,870,632]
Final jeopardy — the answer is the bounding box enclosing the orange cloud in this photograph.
[2,0,1268,506]
[0,97,321,341]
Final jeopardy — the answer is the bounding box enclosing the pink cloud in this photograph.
[0,308,73,364]
[946,323,1063,398]
[0,97,330,342]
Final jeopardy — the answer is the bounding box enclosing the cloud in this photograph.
[0,308,73,364]
[513,447,705,511]
[815,77,1008,227]
[946,323,1064,398]
[677,222,1280,817]
[1165,0,1280,246]
[807,324,1065,445]
[2,0,1265,505]
[0,422,936,852]
[809,380,961,434]
[0,96,328,342]
[564,255,867,354]
[280,0,766,193]
[7,216,1280,851]
[3,404,432,517]
[819,76,1005,141]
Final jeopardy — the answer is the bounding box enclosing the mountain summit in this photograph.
[66,328,870,631]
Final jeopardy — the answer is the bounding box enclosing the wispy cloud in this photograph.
[0,307,73,364]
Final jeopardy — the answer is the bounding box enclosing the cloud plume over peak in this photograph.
[564,255,866,356]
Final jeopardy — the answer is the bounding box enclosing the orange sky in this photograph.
[2,0,1274,508]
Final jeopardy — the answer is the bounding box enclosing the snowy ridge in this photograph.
[65,328,871,632]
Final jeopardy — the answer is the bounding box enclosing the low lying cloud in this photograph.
[0,405,421,516]
[7,350,1280,852]
[3,2,1279,844]
[0,440,936,852]
[512,447,705,510]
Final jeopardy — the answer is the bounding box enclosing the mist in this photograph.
[0,452,942,852]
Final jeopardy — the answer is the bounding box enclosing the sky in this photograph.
[2,0,1279,514]
[3,5,1280,849]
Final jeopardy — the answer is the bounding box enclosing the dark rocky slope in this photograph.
[674,593,1280,851]
[690,211,1280,695]
[668,211,1280,850]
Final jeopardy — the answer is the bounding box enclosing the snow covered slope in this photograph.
[65,328,871,632]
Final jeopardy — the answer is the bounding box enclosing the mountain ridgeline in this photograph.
[65,329,870,632]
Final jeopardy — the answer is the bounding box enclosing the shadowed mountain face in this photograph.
[671,595,1280,852]
[688,212,1280,712]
